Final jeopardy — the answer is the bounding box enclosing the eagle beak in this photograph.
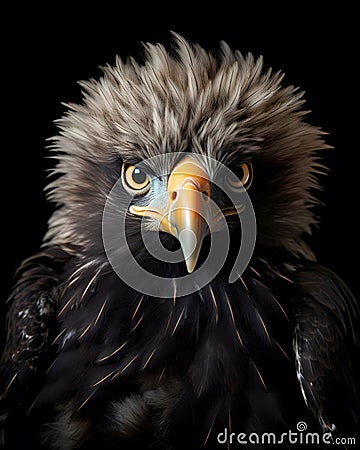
[165,157,211,272]
[130,156,211,273]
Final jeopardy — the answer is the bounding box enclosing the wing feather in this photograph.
[293,264,360,433]
[0,246,73,446]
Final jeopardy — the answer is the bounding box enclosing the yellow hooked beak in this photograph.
[130,156,211,273]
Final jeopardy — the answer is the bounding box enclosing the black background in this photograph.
[0,2,358,326]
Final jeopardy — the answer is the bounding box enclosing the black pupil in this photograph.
[132,168,147,185]
[236,166,244,182]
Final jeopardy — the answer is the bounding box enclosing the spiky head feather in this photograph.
[46,33,327,260]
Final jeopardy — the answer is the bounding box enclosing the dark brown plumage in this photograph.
[0,34,359,449]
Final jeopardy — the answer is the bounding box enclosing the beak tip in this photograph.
[178,229,201,274]
[185,259,196,274]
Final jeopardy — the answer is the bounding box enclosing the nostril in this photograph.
[171,191,177,201]
[202,190,210,199]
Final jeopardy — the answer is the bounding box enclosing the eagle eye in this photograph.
[122,163,150,194]
[225,162,253,191]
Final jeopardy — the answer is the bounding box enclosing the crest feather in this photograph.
[45,34,328,260]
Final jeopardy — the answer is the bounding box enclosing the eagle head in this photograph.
[46,33,326,281]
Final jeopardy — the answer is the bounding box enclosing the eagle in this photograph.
[0,34,359,449]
